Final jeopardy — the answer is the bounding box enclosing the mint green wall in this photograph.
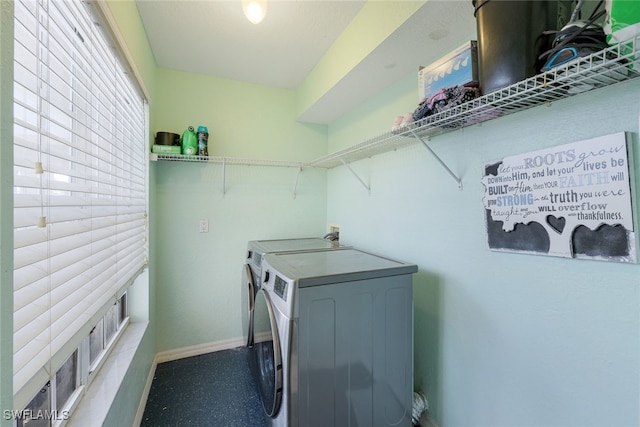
[154,68,327,161]
[153,68,328,352]
[102,0,157,102]
[327,72,640,426]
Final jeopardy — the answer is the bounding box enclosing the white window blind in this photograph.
[13,0,147,398]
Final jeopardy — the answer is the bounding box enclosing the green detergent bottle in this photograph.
[181,126,198,155]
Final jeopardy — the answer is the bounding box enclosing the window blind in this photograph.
[13,0,147,397]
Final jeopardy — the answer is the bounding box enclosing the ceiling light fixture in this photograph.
[242,0,267,24]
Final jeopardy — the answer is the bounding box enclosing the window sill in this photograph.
[65,321,148,427]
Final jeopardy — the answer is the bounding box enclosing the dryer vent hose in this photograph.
[412,391,429,426]
[323,231,339,241]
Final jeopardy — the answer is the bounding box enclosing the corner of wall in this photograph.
[295,0,425,123]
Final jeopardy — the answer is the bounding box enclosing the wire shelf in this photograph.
[150,153,303,168]
[153,36,640,171]
[308,36,640,169]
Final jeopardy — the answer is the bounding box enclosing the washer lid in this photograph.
[248,238,343,257]
[263,248,417,288]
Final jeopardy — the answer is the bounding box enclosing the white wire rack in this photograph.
[308,35,640,170]
[149,152,303,167]
[152,36,640,176]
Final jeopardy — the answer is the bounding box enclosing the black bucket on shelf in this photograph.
[472,0,573,94]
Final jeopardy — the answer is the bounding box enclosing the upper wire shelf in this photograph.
[152,36,640,170]
[307,35,640,169]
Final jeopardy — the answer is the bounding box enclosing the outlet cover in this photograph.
[199,219,209,233]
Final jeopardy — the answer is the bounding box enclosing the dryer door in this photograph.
[251,288,283,418]
[241,264,256,348]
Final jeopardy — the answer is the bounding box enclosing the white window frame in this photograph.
[15,291,130,427]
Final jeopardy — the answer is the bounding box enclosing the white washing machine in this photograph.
[241,238,344,348]
[250,248,417,427]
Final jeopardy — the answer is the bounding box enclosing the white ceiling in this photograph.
[135,0,477,123]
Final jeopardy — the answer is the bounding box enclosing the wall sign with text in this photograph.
[482,132,636,263]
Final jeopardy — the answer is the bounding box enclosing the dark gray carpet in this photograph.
[141,347,268,426]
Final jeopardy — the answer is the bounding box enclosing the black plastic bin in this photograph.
[473,0,573,94]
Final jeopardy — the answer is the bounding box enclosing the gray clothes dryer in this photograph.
[250,248,417,427]
[241,238,345,348]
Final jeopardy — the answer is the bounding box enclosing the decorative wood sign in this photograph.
[482,132,636,262]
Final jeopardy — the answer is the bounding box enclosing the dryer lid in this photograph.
[263,248,418,288]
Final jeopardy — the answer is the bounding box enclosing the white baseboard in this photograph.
[254,331,271,344]
[132,354,158,427]
[155,336,246,364]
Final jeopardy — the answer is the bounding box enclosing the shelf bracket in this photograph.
[292,166,302,199]
[340,158,371,195]
[222,158,227,196]
[410,129,463,190]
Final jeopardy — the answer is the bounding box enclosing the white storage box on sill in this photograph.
[418,40,479,101]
